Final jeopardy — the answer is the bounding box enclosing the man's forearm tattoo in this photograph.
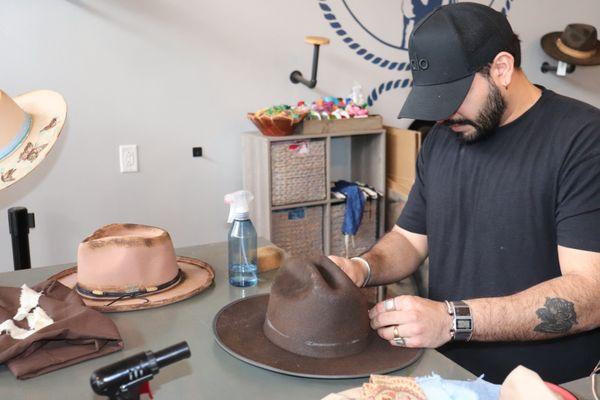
[534,297,578,334]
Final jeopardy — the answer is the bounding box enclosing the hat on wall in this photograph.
[0,89,67,190]
[541,24,600,66]
[213,256,422,379]
[48,224,215,312]
[398,3,516,121]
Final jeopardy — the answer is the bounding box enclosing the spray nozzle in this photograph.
[224,190,254,223]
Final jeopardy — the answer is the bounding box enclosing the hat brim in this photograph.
[0,90,67,191]
[541,32,600,66]
[213,294,423,379]
[398,74,475,121]
[48,256,215,312]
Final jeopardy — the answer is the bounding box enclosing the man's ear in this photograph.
[491,52,515,89]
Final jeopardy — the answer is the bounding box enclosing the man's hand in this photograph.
[328,255,367,287]
[369,295,453,348]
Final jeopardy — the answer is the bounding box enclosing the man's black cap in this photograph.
[398,2,516,121]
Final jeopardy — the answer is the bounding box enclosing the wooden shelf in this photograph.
[330,197,346,205]
[242,129,386,142]
[242,129,386,257]
[271,199,328,211]
[270,197,367,210]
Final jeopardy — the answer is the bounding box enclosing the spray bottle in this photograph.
[224,190,258,287]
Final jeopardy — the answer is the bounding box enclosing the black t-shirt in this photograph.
[397,88,600,384]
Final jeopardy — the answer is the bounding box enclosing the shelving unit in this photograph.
[242,129,386,257]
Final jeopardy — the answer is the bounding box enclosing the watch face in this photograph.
[457,319,472,330]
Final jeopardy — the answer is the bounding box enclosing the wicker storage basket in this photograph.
[271,206,324,258]
[270,140,326,206]
[330,199,379,258]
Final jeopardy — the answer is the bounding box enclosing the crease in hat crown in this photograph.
[263,256,371,359]
[77,223,180,294]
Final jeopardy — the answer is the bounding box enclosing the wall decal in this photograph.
[319,0,515,107]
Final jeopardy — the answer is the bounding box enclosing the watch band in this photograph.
[445,300,473,341]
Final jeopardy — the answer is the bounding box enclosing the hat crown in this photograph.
[562,23,598,51]
[263,256,371,358]
[409,2,514,86]
[0,91,30,154]
[76,224,180,295]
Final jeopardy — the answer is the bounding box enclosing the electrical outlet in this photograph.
[119,145,138,173]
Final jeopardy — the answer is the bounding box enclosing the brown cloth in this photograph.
[0,280,123,379]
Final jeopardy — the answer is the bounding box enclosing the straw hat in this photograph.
[541,24,600,66]
[48,224,215,312]
[0,90,67,190]
[213,256,422,379]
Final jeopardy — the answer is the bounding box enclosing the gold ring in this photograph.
[393,326,406,347]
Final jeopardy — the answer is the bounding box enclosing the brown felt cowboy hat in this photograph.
[541,24,600,66]
[0,89,67,190]
[213,256,422,379]
[48,223,214,312]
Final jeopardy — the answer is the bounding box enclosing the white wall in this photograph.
[1,0,599,272]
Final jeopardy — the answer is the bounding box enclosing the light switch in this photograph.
[119,145,138,173]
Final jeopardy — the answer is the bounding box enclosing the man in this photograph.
[330,3,600,384]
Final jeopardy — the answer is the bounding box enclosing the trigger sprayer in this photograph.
[225,190,254,223]
[224,190,258,287]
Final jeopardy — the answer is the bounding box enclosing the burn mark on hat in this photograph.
[82,223,170,249]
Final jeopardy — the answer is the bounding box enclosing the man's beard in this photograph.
[441,80,506,144]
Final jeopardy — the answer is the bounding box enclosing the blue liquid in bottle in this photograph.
[228,218,258,287]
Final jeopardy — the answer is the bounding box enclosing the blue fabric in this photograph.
[415,374,500,400]
[333,180,365,236]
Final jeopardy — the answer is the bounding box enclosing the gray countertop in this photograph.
[0,242,596,399]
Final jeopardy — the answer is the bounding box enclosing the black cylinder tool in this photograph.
[91,341,191,400]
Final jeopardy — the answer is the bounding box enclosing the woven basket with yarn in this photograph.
[270,139,326,206]
[271,206,324,258]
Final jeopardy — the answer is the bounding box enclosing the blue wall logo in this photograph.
[319,0,515,106]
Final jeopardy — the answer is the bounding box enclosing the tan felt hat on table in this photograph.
[48,223,215,312]
[0,89,66,190]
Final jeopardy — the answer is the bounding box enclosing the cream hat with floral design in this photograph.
[0,89,66,190]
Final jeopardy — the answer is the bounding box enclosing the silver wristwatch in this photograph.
[445,300,473,341]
